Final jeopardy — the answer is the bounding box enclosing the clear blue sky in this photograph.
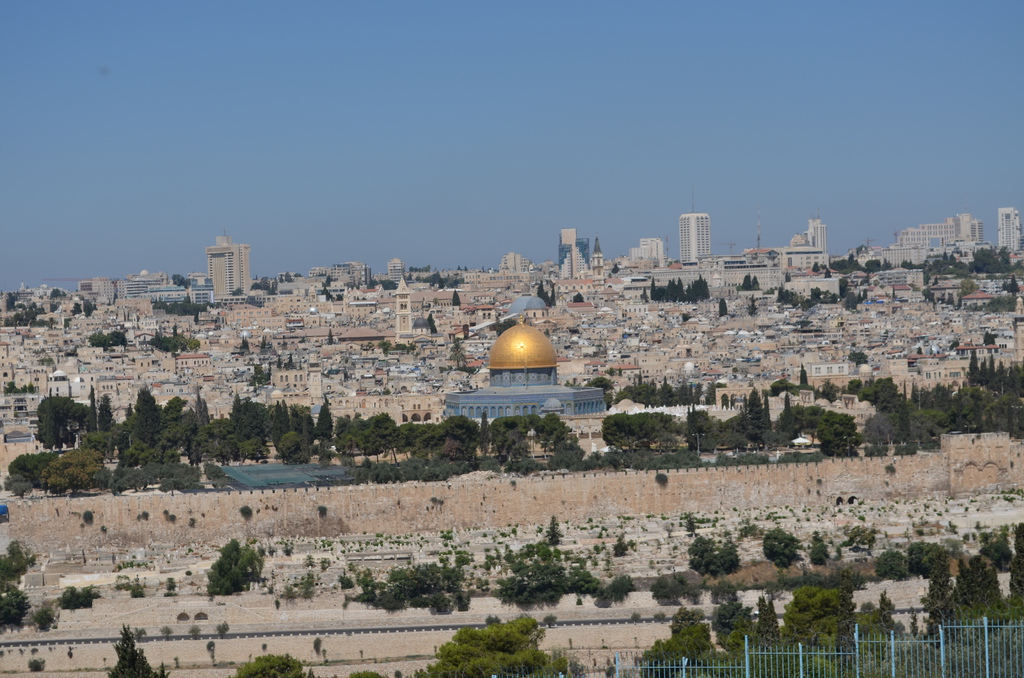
[2,1,1022,288]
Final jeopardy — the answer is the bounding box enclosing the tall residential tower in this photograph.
[805,217,828,255]
[998,207,1021,251]
[558,228,590,278]
[205,235,251,301]
[678,213,710,263]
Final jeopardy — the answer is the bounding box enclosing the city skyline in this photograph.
[2,2,1022,288]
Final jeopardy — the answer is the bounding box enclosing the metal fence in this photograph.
[497,619,1024,678]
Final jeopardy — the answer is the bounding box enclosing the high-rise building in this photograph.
[328,262,371,288]
[205,235,251,300]
[678,213,711,263]
[805,217,828,255]
[558,229,590,278]
[998,207,1021,251]
[387,258,406,283]
[896,213,983,247]
[499,252,533,272]
[629,238,666,266]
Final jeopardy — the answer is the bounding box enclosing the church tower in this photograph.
[395,277,412,335]
[590,237,604,278]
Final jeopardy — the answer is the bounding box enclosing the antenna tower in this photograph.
[756,207,762,250]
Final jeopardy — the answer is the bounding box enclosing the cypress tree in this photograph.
[97,394,114,433]
[1010,523,1024,600]
[314,399,333,442]
[131,389,161,448]
[837,568,856,650]
[452,289,462,307]
[953,555,1001,609]
[194,384,210,427]
[545,516,562,546]
[271,401,290,447]
[755,595,779,646]
[777,394,795,440]
[924,550,953,635]
[478,411,490,456]
[87,386,97,433]
[744,389,765,446]
[109,625,160,678]
[718,298,728,316]
[878,590,895,635]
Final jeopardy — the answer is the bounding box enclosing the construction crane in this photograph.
[717,241,737,255]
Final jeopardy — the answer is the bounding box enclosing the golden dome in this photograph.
[488,320,557,370]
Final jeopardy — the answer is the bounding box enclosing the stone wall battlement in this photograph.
[7,434,1022,550]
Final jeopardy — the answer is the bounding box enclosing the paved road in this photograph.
[0,616,666,649]
[0,605,926,650]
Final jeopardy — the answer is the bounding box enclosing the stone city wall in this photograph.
[7,433,1022,551]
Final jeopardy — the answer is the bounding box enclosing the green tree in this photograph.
[808,533,829,566]
[207,539,264,596]
[0,542,36,586]
[647,607,714,662]
[36,396,90,449]
[762,528,800,568]
[755,595,780,645]
[837,569,856,649]
[0,585,30,626]
[687,536,739,576]
[875,550,909,580]
[40,449,102,494]
[924,550,953,635]
[782,586,842,643]
[59,585,101,610]
[422,617,566,678]
[230,654,305,678]
[545,516,562,546]
[7,452,59,488]
[953,555,1001,610]
[131,389,162,448]
[98,394,114,432]
[449,337,468,370]
[1011,523,1024,600]
[718,298,728,316]
[817,411,861,456]
[314,400,333,442]
[451,289,461,306]
[650,575,687,605]
[108,624,166,678]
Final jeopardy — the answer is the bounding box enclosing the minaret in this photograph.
[395,277,412,335]
[590,237,604,279]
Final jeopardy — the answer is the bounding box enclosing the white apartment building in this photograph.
[387,258,406,283]
[998,207,1021,251]
[629,238,666,266]
[679,213,711,263]
[499,252,533,272]
[806,217,828,255]
[896,213,983,247]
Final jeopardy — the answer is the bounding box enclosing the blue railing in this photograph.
[491,619,1024,678]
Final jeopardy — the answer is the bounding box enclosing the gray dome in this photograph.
[412,317,430,329]
[508,296,547,315]
[541,398,563,411]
